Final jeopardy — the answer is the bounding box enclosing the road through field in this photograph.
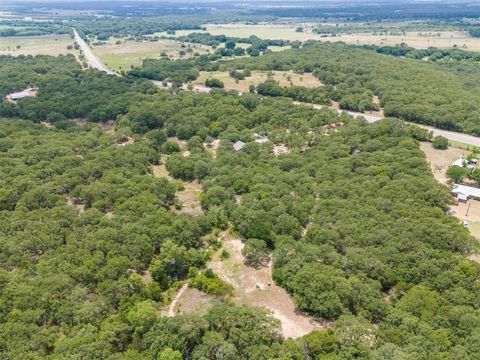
[70,34,480,148]
[73,28,117,76]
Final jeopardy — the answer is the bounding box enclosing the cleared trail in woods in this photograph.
[168,284,189,317]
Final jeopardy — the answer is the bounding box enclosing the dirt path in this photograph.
[168,284,189,317]
[209,230,328,339]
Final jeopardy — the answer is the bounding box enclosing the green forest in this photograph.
[1,53,480,359]
[220,42,480,135]
[130,40,480,135]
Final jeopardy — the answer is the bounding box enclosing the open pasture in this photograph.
[194,70,323,93]
[92,38,211,71]
[322,31,480,51]
[0,34,74,56]
[157,25,480,51]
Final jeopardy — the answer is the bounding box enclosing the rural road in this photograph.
[294,102,480,148]
[71,35,480,148]
[415,124,480,148]
[73,28,117,76]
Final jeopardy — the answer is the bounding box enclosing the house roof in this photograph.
[233,140,246,152]
[9,90,31,100]
[452,184,480,198]
[7,88,37,101]
[452,158,465,167]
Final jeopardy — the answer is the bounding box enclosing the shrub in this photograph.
[446,166,468,183]
[205,78,224,88]
[432,136,449,149]
[190,269,233,296]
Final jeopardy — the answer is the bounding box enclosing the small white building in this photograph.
[452,184,480,201]
[6,88,38,102]
[451,157,478,169]
[233,140,246,152]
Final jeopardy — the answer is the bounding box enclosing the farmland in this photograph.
[321,30,480,51]
[156,24,318,41]
[155,24,480,51]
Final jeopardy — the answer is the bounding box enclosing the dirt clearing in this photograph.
[176,180,203,216]
[170,287,218,316]
[420,142,469,184]
[450,200,480,240]
[209,230,327,339]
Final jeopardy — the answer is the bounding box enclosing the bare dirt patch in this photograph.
[176,180,204,217]
[41,121,54,129]
[469,253,480,264]
[152,156,172,180]
[273,144,290,156]
[114,136,134,146]
[450,200,480,223]
[209,230,327,339]
[194,70,323,93]
[168,283,189,317]
[66,197,85,213]
[420,142,469,185]
[172,287,218,316]
[450,200,480,240]
[98,120,115,133]
[204,139,220,158]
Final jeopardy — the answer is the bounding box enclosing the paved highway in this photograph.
[73,28,117,76]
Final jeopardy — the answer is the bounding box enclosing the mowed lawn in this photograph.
[194,70,323,93]
[0,34,75,56]
[92,39,212,71]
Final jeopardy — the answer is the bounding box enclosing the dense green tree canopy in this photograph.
[1,53,480,359]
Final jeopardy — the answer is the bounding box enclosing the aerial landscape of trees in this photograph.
[1,52,479,358]
[3,0,480,356]
[219,41,480,135]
